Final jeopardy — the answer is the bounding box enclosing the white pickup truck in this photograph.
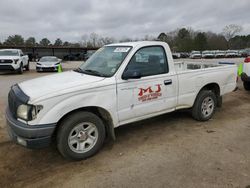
[6,41,237,160]
[0,49,29,74]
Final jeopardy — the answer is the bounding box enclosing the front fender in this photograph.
[28,86,118,127]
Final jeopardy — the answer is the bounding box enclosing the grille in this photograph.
[0,59,13,64]
[0,65,14,70]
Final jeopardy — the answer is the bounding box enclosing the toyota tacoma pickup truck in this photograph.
[0,49,29,74]
[241,56,250,90]
[5,41,237,160]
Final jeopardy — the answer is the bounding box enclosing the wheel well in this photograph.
[200,83,220,97]
[55,106,115,140]
[196,83,221,106]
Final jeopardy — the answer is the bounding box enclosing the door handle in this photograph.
[164,79,172,85]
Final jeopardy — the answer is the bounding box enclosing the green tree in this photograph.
[39,38,51,46]
[25,37,36,46]
[194,32,207,51]
[54,38,63,46]
[4,35,24,45]
[176,28,193,52]
[206,32,228,50]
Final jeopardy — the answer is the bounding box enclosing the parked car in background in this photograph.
[239,49,250,58]
[202,51,214,58]
[172,52,181,59]
[36,56,62,72]
[241,56,250,90]
[214,50,225,58]
[0,49,29,74]
[190,51,201,59]
[84,50,96,61]
[180,52,189,58]
[225,50,238,58]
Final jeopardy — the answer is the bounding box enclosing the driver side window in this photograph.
[125,46,168,77]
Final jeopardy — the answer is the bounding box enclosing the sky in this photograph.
[0,0,249,43]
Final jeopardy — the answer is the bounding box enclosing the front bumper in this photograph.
[0,65,15,71]
[36,65,59,72]
[241,72,250,82]
[5,107,56,149]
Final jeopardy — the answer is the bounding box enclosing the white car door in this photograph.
[117,46,177,124]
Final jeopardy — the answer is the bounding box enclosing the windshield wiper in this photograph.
[73,67,85,73]
[84,69,105,77]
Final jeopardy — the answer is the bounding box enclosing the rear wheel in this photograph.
[57,111,106,160]
[192,90,217,121]
[243,81,250,91]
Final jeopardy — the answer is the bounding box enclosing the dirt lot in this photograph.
[0,59,250,188]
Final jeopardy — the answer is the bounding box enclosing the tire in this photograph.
[192,90,217,121]
[243,81,250,91]
[18,63,23,74]
[25,61,30,71]
[57,111,106,160]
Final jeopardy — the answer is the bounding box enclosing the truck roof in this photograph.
[105,41,168,48]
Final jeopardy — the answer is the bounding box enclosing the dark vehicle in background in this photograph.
[63,53,82,61]
[84,50,96,61]
[36,56,62,72]
[180,52,189,58]
[241,56,250,91]
[63,50,96,61]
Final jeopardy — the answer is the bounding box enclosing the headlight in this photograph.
[17,104,43,121]
[37,63,41,65]
[55,62,60,65]
[17,104,29,120]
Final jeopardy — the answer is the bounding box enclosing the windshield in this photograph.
[40,57,58,62]
[77,46,132,77]
[0,50,19,56]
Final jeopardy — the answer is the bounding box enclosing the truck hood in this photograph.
[18,71,105,101]
[0,56,19,59]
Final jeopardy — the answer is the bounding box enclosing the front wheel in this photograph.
[243,81,250,91]
[192,90,217,121]
[57,111,106,160]
[17,63,23,74]
[25,61,30,71]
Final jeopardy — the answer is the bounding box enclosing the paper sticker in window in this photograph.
[114,47,130,53]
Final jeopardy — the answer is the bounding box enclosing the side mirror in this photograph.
[122,70,142,80]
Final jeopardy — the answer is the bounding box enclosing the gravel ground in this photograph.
[0,58,249,188]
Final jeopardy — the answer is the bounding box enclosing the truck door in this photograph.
[117,46,177,123]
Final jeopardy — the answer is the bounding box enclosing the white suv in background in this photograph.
[0,49,29,74]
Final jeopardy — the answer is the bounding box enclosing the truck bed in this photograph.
[174,61,228,72]
[173,61,237,109]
